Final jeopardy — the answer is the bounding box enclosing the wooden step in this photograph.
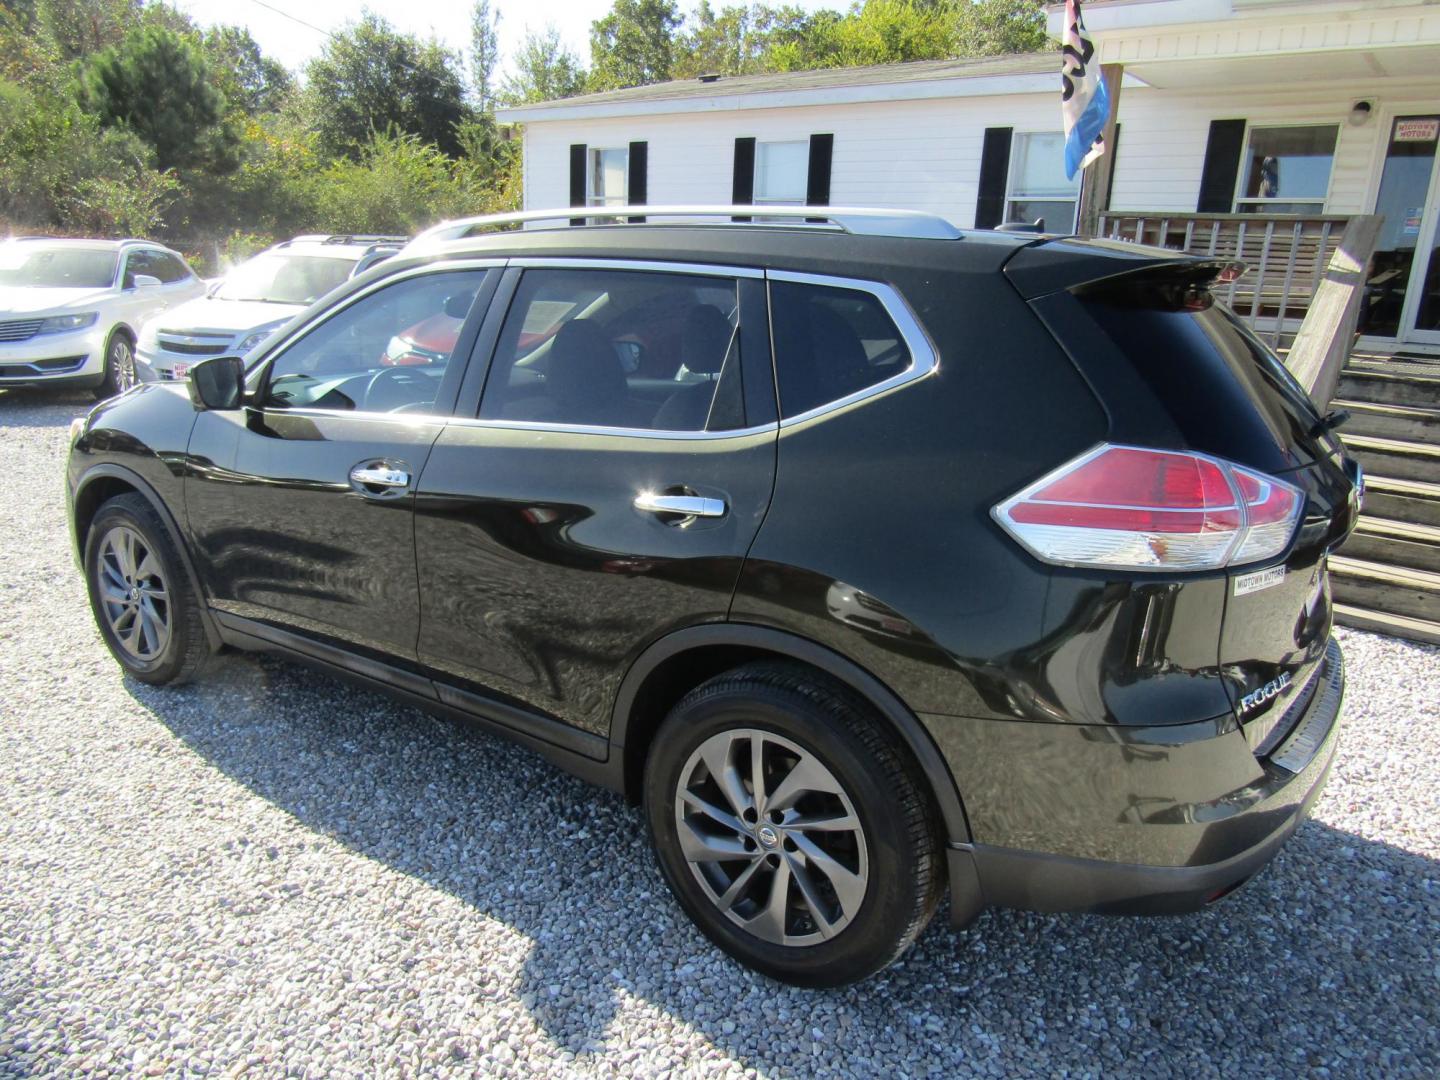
[1338,516,1440,573]
[1333,399,1440,442]
[1336,369,1440,409]
[1361,474,1440,528]
[1329,555,1440,624]
[1333,603,1440,647]
[1340,434,1440,484]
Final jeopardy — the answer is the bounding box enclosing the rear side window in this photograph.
[769,280,911,419]
[479,268,745,433]
[1077,276,1327,469]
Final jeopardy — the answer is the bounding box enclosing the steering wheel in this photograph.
[364,366,431,412]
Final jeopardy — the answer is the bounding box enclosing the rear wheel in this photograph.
[644,662,945,987]
[84,494,210,685]
[94,330,136,400]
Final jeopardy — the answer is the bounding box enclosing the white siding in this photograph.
[519,75,1440,225]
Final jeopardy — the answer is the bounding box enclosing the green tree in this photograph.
[589,0,682,90]
[303,13,469,159]
[202,25,293,116]
[77,24,237,173]
[498,25,587,105]
[766,0,955,71]
[314,130,495,235]
[952,0,1048,56]
[469,0,500,113]
[0,78,178,231]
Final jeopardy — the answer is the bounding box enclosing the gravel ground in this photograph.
[2,387,1438,1079]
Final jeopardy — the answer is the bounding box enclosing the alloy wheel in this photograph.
[96,525,170,661]
[111,337,136,391]
[674,728,869,946]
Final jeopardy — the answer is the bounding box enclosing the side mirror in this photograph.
[131,274,162,289]
[187,355,245,411]
[443,291,475,319]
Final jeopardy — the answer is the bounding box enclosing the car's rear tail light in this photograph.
[994,444,1303,572]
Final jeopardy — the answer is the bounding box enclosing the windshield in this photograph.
[0,246,117,288]
[215,253,355,305]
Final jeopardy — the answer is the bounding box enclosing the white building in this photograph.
[497,0,1440,352]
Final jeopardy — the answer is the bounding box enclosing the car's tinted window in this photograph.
[151,251,191,283]
[122,250,163,286]
[261,271,481,414]
[479,268,745,432]
[769,280,911,420]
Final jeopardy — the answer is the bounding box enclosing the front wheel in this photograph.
[94,330,137,400]
[84,494,211,685]
[644,662,945,987]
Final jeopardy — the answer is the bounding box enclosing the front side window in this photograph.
[216,253,356,305]
[122,250,168,287]
[479,267,743,433]
[755,141,808,205]
[588,148,629,208]
[261,271,482,414]
[0,245,117,288]
[769,280,911,420]
[151,251,192,283]
[1236,125,1338,214]
[1007,132,1079,231]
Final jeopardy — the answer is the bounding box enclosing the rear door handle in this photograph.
[350,465,410,487]
[634,492,727,518]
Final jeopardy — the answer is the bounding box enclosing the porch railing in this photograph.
[1094,211,1354,346]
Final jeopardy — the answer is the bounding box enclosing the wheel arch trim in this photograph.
[610,622,973,845]
[72,462,221,650]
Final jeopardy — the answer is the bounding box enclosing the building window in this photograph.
[1235,125,1338,214]
[1006,132,1079,231]
[754,140,809,205]
[588,147,628,208]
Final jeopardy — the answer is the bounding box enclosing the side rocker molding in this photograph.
[610,622,974,847]
[72,463,223,651]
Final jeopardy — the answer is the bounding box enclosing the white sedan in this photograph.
[0,238,205,398]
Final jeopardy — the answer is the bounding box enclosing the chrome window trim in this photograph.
[444,416,779,442]
[764,268,939,430]
[249,405,456,427]
[507,257,764,279]
[247,258,507,388]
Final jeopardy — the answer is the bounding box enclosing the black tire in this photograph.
[644,661,945,987]
[94,329,137,400]
[84,493,211,685]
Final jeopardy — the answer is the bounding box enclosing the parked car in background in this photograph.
[68,205,1360,988]
[135,235,406,382]
[0,237,204,398]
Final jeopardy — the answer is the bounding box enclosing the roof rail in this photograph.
[407,205,963,248]
[281,233,411,248]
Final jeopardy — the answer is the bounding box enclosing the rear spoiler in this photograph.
[1001,235,1243,300]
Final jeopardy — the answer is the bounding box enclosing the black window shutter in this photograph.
[569,143,587,226]
[806,133,834,206]
[732,137,756,222]
[975,127,1012,230]
[627,140,647,222]
[1197,119,1246,213]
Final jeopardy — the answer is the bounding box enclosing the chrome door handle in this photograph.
[350,465,410,487]
[634,492,726,518]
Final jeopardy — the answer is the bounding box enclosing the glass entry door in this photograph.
[1363,115,1440,345]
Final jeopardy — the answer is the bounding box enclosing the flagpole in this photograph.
[1075,63,1123,238]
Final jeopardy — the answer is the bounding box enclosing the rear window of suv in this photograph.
[769,280,911,419]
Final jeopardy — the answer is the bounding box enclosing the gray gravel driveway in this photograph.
[2,389,1438,1078]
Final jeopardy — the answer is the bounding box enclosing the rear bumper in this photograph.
[941,638,1344,921]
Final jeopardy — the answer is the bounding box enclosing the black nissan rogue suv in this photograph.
[67,206,1360,987]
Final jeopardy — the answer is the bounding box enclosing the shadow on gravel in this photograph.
[0,388,97,429]
[125,649,1440,1076]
